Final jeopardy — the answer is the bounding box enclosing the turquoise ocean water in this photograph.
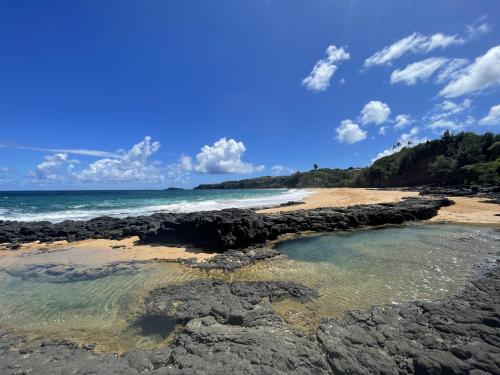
[0,189,309,222]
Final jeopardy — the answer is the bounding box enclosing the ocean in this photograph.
[0,189,310,223]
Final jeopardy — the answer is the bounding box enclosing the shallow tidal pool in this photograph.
[0,223,498,351]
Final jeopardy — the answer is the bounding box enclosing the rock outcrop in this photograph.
[0,197,453,251]
[1,265,499,374]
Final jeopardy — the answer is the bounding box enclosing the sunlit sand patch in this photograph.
[258,187,500,225]
[257,188,420,214]
[430,196,500,225]
[0,236,215,264]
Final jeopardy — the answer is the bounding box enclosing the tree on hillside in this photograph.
[313,164,318,170]
[428,155,457,181]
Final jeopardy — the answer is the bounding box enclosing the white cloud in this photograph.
[74,136,164,183]
[394,114,412,129]
[335,120,367,144]
[423,99,473,133]
[167,155,193,183]
[364,32,463,68]
[436,58,470,83]
[303,45,350,92]
[378,126,388,135]
[30,153,79,181]
[192,138,264,174]
[427,119,464,132]
[271,165,297,175]
[13,145,120,158]
[390,57,448,85]
[372,127,427,162]
[360,100,391,125]
[466,18,492,40]
[431,99,472,121]
[440,45,500,97]
[479,104,500,126]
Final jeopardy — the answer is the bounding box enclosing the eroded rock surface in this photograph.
[0,197,453,251]
[1,266,499,374]
[317,264,500,374]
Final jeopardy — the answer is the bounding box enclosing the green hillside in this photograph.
[194,131,500,189]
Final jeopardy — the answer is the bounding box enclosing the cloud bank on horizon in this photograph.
[0,3,499,189]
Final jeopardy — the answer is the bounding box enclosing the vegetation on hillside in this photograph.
[194,132,500,189]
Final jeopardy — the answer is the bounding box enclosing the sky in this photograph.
[0,0,499,190]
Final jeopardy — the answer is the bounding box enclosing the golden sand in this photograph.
[258,188,499,225]
[0,236,215,262]
[258,188,419,213]
[1,188,497,259]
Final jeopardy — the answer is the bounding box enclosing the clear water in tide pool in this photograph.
[0,223,498,351]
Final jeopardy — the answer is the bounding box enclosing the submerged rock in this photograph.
[2,261,141,283]
[317,263,500,374]
[0,265,499,374]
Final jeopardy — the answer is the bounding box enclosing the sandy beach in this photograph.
[0,236,215,262]
[259,188,500,225]
[1,187,497,259]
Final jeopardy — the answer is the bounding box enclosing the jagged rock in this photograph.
[317,263,500,375]
[0,197,453,251]
[0,266,499,374]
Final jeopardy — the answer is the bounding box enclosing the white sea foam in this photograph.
[0,189,312,223]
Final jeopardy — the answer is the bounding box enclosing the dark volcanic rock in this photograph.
[0,197,453,251]
[180,247,281,270]
[145,279,319,324]
[1,266,500,374]
[145,280,329,374]
[410,184,500,203]
[317,263,500,375]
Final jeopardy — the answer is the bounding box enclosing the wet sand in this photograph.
[259,188,500,225]
[0,236,215,262]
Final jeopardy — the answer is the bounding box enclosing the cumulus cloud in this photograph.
[440,45,500,97]
[372,127,427,162]
[394,114,412,129]
[271,165,297,175]
[378,126,388,135]
[335,120,367,144]
[364,32,463,68]
[303,45,350,92]
[30,153,79,181]
[390,57,448,85]
[74,136,164,183]
[167,155,193,183]
[191,138,264,174]
[360,100,391,125]
[479,104,500,126]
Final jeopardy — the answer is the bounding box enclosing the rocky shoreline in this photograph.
[0,197,452,251]
[405,185,500,205]
[2,195,499,374]
[1,262,498,374]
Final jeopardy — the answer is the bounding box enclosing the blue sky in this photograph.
[0,0,499,190]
